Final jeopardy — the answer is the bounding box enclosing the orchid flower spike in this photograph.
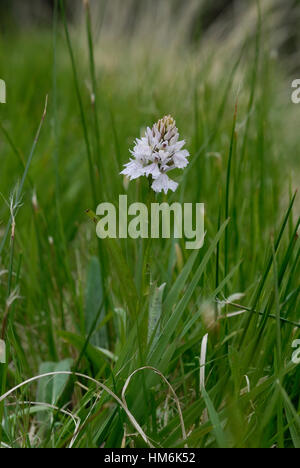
[120,115,190,194]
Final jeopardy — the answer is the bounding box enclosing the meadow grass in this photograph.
[0,0,299,448]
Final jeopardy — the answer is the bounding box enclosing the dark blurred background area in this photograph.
[0,0,74,28]
[0,0,237,29]
[0,0,300,61]
[0,0,54,28]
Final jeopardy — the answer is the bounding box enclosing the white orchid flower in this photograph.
[120,115,190,194]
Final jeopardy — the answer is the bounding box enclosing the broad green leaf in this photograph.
[278,382,300,448]
[163,249,199,314]
[59,330,115,368]
[202,388,228,448]
[148,283,166,342]
[149,219,229,367]
[36,358,72,425]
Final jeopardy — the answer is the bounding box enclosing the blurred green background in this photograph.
[0,0,299,448]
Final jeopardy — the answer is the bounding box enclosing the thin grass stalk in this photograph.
[84,0,102,185]
[0,97,48,257]
[59,0,97,205]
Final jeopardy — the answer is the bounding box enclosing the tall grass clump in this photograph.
[0,0,299,448]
